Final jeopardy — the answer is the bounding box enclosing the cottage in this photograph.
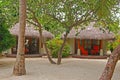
[8,23,54,56]
[62,23,115,56]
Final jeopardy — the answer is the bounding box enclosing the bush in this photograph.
[107,35,120,52]
[0,11,16,53]
[47,38,70,58]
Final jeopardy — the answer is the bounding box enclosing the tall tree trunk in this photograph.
[33,17,56,64]
[13,0,26,76]
[99,44,120,80]
[38,27,56,64]
[57,32,69,65]
[28,11,56,64]
[42,37,56,64]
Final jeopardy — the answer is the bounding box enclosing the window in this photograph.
[93,40,100,45]
[84,40,91,49]
[80,40,83,46]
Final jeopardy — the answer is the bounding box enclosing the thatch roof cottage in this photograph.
[62,23,115,57]
[8,23,54,56]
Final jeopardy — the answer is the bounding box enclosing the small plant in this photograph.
[47,38,70,58]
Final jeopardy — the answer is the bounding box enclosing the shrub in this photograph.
[0,11,16,53]
[107,35,120,52]
[47,38,70,58]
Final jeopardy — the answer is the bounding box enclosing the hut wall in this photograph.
[41,48,45,54]
[39,38,47,54]
[101,40,107,55]
[39,38,43,54]
[66,38,75,54]
[1,49,12,56]
[7,49,12,54]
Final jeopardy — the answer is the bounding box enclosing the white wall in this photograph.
[101,40,107,55]
[66,38,75,54]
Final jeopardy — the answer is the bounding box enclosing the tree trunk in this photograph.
[99,44,120,80]
[30,12,56,64]
[43,38,56,64]
[39,36,42,54]
[38,27,56,64]
[57,32,68,65]
[13,0,26,76]
[32,16,56,64]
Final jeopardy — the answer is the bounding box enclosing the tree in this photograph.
[27,8,56,64]
[42,0,119,65]
[13,0,26,76]
[0,0,19,26]
[26,0,120,65]
[99,45,120,80]
[26,0,57,64]
[41,1,120,79]
[41,0,94,64]
[0,10,15,53]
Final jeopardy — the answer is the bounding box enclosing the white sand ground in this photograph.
[0,57,120,80]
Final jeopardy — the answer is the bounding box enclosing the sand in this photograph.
[0,57,120,80]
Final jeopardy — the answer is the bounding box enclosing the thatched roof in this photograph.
[10,23,54,39]
[62,26,115,40]
[76,27,115,40]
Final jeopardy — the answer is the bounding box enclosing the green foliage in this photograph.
[3,0,119,36]
[35,14,66,37]
[113,36,120,48]
[26,0,66,37]
[94,0,120,33]
[47,38,70,58]
[0,0,19,26]
[41,0,120,34]
[0,10,16,53]
[107,35,120,51]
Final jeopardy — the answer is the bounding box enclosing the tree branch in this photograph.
[45,13,67,27]
[26,19,39,27]
[27,7,56,64]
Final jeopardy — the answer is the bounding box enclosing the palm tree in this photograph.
[13,0,26,76]
[99,45,120,80]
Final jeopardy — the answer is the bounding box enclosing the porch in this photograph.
[5,54,45,58]
[74,39,106,56]
[72,55,108,59]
